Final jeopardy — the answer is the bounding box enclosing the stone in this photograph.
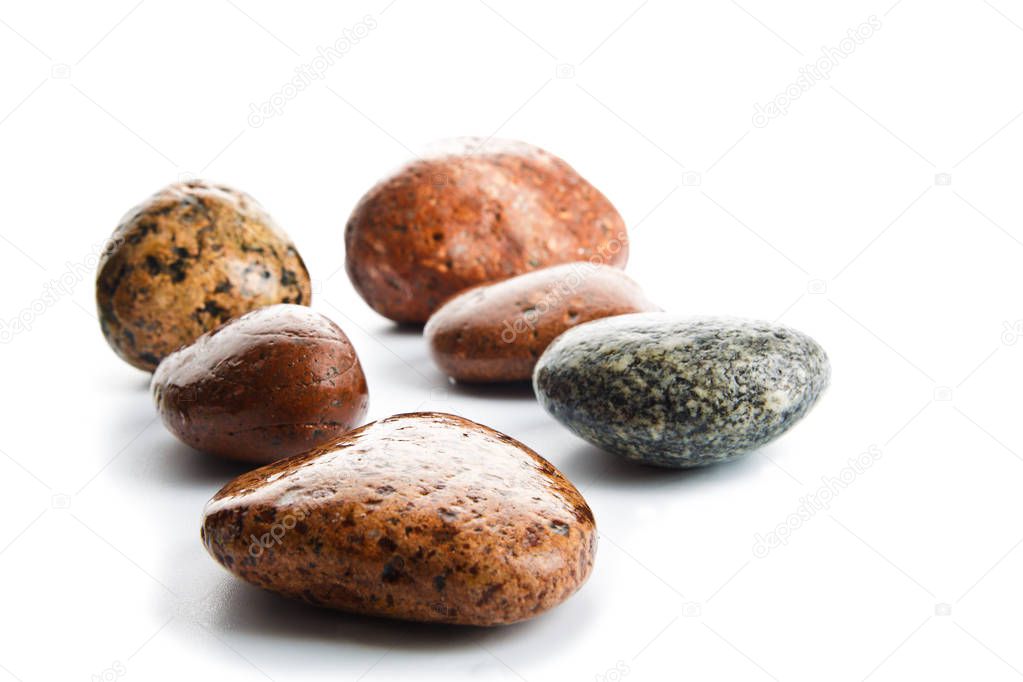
[425,263,659,382]
[96,180,311,371]
[201,412,597,625]
[533,315,830,467]
[152,304,368,463]
[345,138,628,323]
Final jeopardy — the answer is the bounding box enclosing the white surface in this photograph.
[1,1,1022,680]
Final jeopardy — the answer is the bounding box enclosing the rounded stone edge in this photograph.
[532,314,832,469]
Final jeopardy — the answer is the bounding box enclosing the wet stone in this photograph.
[425,263,659,383]
[152,304,368,464]
[201,412,597,626]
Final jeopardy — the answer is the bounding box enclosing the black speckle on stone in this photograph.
[195,300,230,321]
[476,583,502,606]
[280,269,298,286]
[381,556,405,583]
[144,255,163,276]
[139,352,160,366]
[550,520,570,536]
[433,574,446,592]
[214,279,233,293]
[168,259,188,283]
[256,509,276,523]
[136,219,160,236]
[377,536,397,552]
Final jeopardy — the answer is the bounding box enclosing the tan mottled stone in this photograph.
[96,180,311,371]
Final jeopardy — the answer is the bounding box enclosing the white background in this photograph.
[1,1,1022,680]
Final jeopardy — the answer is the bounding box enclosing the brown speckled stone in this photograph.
[425,263,660,383]
[96,180,311,371]
[201,412,597,626]
[152,304,369,464]
[345,139,628,323]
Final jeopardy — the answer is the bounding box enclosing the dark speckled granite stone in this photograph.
[533,314,830,468]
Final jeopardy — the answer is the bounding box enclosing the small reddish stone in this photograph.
[152,304,368,463]
[424,263,659,382]
[345,138,628,323]
[201,412,597,626]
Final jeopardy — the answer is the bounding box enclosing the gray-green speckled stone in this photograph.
[532,314,830,468]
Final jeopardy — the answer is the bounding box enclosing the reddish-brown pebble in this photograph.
[201,412,597,626]
[152,304,368,463]
[96,180,311,371]
[425,263,660,382]
[344,139,628,323]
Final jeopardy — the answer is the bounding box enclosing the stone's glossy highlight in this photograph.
[96,180,311,371]
[425,263,659,383]
[345,138,628,323]
[152,305,368,463]
[201,412,596,626]
[533,315,830,468]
